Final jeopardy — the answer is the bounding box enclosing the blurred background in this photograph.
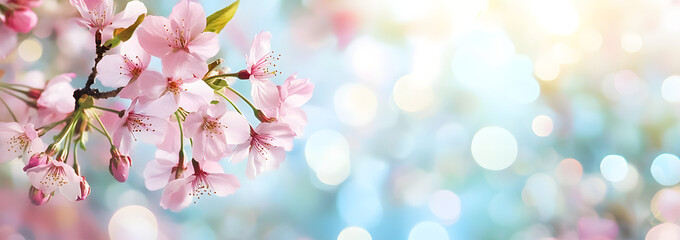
[3,0,680,239]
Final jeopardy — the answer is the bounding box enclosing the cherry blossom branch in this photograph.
[225,86,257,112]
[89,109,115,146]
[0,97,17,122]
[174,111,186,179]
[73,31,113,108]
[215,91,242,115]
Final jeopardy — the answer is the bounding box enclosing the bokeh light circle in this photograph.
[651,153,680,186]
[646,223,680,240]
[393,75,434,113]
[532,115,554,137]
[408,221,449,240]
[336,181,383,227]
[337,226,372,240]
[18,38,42,62]
[305,130,351,185]
[108,205,158,240]
[600,155,628,182]
[662,76,680,103]
[555,158,583,186]
[334,83,378,126]
[428,190,461,224]
[621,32,642,53]
[612,164,639,192]
[471,126,518,171]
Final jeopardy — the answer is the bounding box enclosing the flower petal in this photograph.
[137,15,173,57]
[188,32,219,60]
[208,173,240,197]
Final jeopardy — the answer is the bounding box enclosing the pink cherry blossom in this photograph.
[23,151,49,172]
[69,0,147,40]
[8,0,43,8]
[257,74,314,136]
[0,24,18,59]
[160,159,240,212]
[112,98,169,155]
[135,68,213,116]
[232,123,294,179]
[137,0,218,76]
[244,31,280,109]
[36,73,76,123]
[0,122,44,163]
[75,176,91,201]
[28,185,51,206]
[25,158,81,200]
[5,7,37,33]
[183,102,250,161]
[143,149,187,191]
[109,147,131,182]
[97,35,150,89]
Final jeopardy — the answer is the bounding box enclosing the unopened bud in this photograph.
[109,147,131,182]
[237,69,250,80]
[27,88,42,99]
[29,186,51,206]
[255,109,276,123]
[23,152,49,172]
[75,176,91,201]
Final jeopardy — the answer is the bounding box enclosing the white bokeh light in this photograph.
[471,126,518,171]
[338,227,372,240]
[428,190,462,225]
[408,221,449,240]
[529,0,579,35]
[662,76,680,103]
[334,83,378,126]
[305,130,351,185]
[532,115,554,137]
[393,75,434,113]
[108,205,158,240]
[600,155,628,183]
[651,153,680,186]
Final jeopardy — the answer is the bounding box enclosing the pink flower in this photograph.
[183,102,250,161]
[97,35,150,89]
[69,0,147,40]
[143,149,187,191]
[75,176,91,201]
[112,99,169,155]
[25,158,81,200]
[8,0,43,8]
[37,73,76,122]
[0,122,44,163]
[109,147,131,182]
[137,0,218,76]
[232,123,294,179]
[28,186,51,206]
[257,74,314,136]
[160,159,240,212]
[135,68,213,116]
[0,24,18,59]
[243,31,280,108]
[23,152,49,172]
[5,7,38,33]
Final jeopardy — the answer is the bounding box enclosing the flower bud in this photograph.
[109,147,131,182]
[5,7,38,33]
[75,176,91,201]
[237,69,250,79]
[23,152,49,172]
[29,186,51,206]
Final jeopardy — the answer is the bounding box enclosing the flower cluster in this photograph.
[0,0,313,211]
[0,0,41,58]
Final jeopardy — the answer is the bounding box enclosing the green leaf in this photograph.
[103,14,145,48]
[204,0,239,34]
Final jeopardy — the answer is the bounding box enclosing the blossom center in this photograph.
[167,78,186,94]
[7,133,31,154]
[202,119,225,138]
[251,51,281,79]
[40,166,69,188]
[188,172,217,204]
[126,113,155,140]
[123,54,144,77]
